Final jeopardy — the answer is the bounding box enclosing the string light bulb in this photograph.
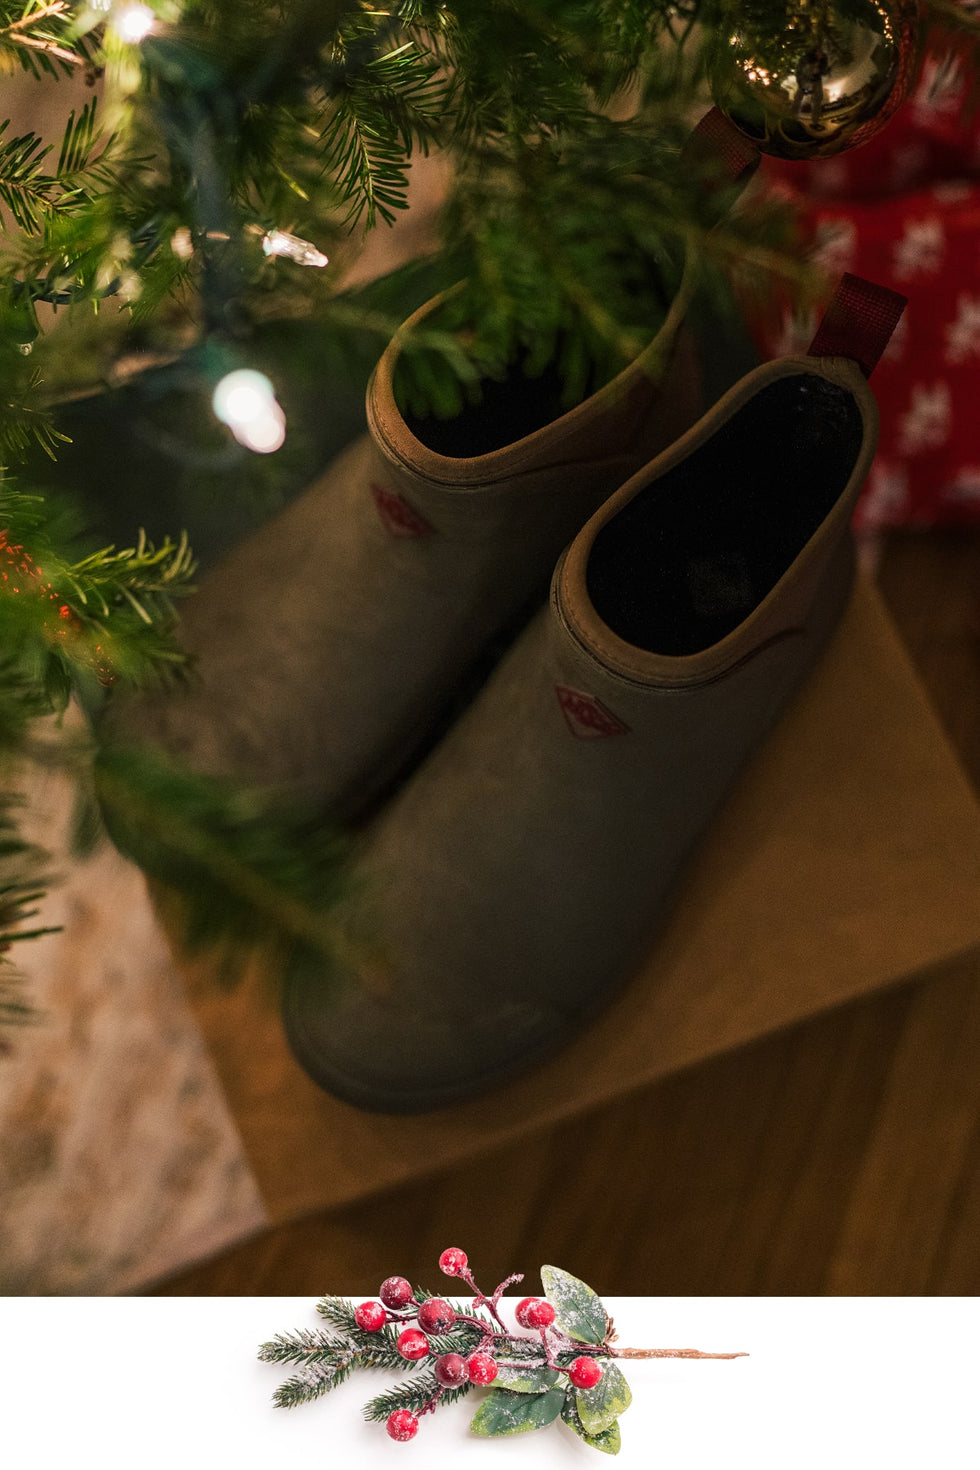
[112,3,156,42]
[262,229,329,268]
[212,369,286,455]
[170,227,194,259]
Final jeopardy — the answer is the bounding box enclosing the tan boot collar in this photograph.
[556,354,878,689]
[366,258,694,491]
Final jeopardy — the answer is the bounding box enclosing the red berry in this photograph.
[380,1276,414,1309]
[516,1297,555,1329]
[466,1351,499,1385]
[417,1298,456,1336]
[515,1297,536,1327]
[568,1356,603,1390]
[438,1247,468,1277]
[396,1328,430,1361]
[354,1301,387,1333]
[386,1410,419,1442]
[434,1352,468,1387]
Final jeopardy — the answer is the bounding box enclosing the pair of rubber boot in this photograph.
[115,127,906,1114]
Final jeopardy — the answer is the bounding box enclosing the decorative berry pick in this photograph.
[258,1250,747,1455]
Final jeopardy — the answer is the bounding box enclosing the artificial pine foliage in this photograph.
[260,1321,408,1408]
[362,1374,475,1423]
[3,0,980,1038]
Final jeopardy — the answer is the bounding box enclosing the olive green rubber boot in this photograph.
[281,275,905,1111]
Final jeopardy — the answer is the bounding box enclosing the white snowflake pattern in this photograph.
[892,217,945,279]
[813,217,857,278]
[945,294,980,364]
[859,461,910,527]
[898,381,952,455]
[933,181,973,206]
[770,307,815,359]
[945,466,980,503]
[913,56,965,119]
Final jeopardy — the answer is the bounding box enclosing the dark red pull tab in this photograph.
[681,106,761,190]
[807,273,907,378]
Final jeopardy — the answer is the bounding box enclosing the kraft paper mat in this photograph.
[176,577,980,1223]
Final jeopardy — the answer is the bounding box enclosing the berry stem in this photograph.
[610,1348,749,1360]
[490,1272,524,1313]
[539,1327,562,1372]
[459,1267,524,1330]
[451,1310,504,1336]
[420,1386,445,1417]
[383,1304,421,1325]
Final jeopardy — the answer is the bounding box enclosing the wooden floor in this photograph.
[156,528,980,1297]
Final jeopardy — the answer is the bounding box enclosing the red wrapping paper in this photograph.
[760,52,980,528]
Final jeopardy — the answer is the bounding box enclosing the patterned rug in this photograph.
[0,723,268,1294]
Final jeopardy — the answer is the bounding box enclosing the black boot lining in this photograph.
[585,373,864,657]
[405,354,579,458]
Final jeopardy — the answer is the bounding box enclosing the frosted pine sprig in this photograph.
[272,1359,354,1410]
[259,1327,378,1366]
[363,1374,474,1423]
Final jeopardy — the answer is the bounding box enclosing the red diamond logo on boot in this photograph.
[371,483,433,538]
[555,685,630,739]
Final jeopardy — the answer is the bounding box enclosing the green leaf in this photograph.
[470,1386,566,1437]
[493,1363,560,1393]
[576,1360,632,1436]
[561,1388,622,1455]
[585,1421,622,1455]
[540,1265,608,1345]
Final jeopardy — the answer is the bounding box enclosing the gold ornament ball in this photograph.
[711,0,921,160]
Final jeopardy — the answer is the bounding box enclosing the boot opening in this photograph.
[399,256,675,458]
[404,352,584,458]
[586,372,865,656]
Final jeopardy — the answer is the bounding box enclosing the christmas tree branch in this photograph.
[0,0,94,77]
[92,744,350,961]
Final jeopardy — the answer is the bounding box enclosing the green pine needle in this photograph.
[315,1296,363,1332]
[272,1358,355,1409]
[0,99,114,235]
[318,31,449,229]
[362,1373,472,1423]
[93,742,351,963]
[0,374,70,465]
[65,528,196,627]
[262,1314,412,1409]
[257,1328,355,1367]
[0,0,97,82]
